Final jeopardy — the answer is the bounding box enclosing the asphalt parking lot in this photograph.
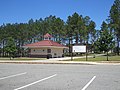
[0,64,120,90]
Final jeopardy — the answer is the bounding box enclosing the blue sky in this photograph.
[0,0,114,29]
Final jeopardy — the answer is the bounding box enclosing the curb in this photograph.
[0,61,97,65]
[0,58,120,65]
[0,61,120,65]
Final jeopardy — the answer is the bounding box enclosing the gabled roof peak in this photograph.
[44,33,52,38]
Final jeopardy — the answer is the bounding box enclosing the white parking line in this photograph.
[0,72,27,80]
[81,76,96,90]
[14,74,57,90]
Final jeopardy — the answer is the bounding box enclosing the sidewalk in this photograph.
[0,60,120,65]
[0,54,120,65]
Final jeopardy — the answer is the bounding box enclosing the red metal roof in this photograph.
[24,40,67,48]
[44,33,52,38]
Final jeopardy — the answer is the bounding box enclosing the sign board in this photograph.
[72,45,86,53]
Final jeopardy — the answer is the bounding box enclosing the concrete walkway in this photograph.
[0,54,120,65]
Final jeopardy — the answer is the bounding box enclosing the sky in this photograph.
[0,0,114,29]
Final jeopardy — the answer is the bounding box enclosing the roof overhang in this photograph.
[23,46,68,49]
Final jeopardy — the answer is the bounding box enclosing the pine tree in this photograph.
[5,37,17,59]
[95,21,115,61]
[109,0,120,55]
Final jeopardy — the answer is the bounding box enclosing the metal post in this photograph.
[71,52,73,61]
[86,44,88,61]
[71,36,73,61]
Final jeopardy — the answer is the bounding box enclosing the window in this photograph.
[47,49,51,53]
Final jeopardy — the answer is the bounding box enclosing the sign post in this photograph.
[86,44,88,61]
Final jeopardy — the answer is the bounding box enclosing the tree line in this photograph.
[0,0,120,58]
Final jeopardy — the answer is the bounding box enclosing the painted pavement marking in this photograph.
[81,76,96,90]
[14,74,57,90]
[0,72,27,80]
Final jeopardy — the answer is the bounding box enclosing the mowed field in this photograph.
[73,55,120,61]
[0,64,120,90]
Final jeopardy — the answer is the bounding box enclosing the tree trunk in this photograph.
[58,34,61,43]
[2,40,5,57]
[107,51,109,61]
[86,40,88,61]
[117,37,119,55]
[80,35,82,44]
[68,37,71,56]
[75,33,78,45]
[18,39,21,56]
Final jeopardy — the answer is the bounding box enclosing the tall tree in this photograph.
[66,16,73,54]
[83,16,91,43]
[0,13,97,57]
[95,21,115,61]
[109,0,120,55]
[54,17,65,43]
[4,37,17,59]
[78,15,85,44]
[66,12,80,44]
[89,21,96,53]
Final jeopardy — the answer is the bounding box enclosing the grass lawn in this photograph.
[73,55,120,62]
[0,57,46,61]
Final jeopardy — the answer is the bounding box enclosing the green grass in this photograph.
[0,57,46,61]
[73,55,120,62]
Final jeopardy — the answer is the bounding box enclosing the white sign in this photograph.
[72,45,86,53]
